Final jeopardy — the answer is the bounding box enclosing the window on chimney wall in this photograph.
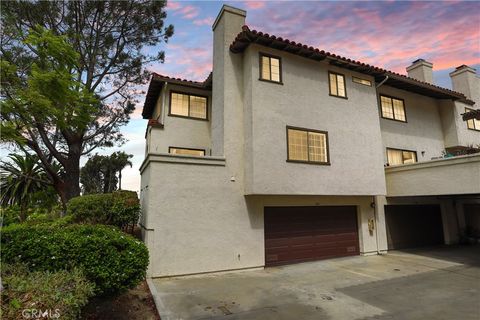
[465,108,480,131]
[259,53,282,83]
[380,95,406,122]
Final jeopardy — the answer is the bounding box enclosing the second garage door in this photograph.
[264,206,359,266]
[385,205,444,250]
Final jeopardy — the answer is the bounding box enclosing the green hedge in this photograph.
[1,264,94,320]
[67,190,140,228]
[1,223,149,295]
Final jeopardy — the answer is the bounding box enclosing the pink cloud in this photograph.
[244,1,266,10]
[166,1,181,11]
[178,5,199,19]
[193,17,214,26]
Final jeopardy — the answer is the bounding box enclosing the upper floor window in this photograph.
[329,72,347,98]
[352,76,372,86]
[287,126,329,165]
[386,148,417,166]
[169,147,205,156]
[380,95,406,122]
[170,92,207,120]
[260,53,282,83]
[465,107,480,131]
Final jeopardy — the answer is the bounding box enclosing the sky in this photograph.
[4,1,479,193]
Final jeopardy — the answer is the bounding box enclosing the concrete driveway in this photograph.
[150,245,480,320]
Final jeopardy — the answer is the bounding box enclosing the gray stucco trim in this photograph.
[139,153,226,173]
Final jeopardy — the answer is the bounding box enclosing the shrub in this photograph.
[1,264,94,320]
[67,190,140,228]
[1,223,149,295]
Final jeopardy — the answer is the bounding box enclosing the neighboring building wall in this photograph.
[378,85,446,163]
[148,84,212,154]
[243,44,386,196]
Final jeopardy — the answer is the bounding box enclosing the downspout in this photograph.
[376,75,389,88]
[161,82,168,125]
[372,196,382,255]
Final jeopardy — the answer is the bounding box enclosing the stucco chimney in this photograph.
[406,59,433,84]
[211,5,246,157]
[449,65,479,102]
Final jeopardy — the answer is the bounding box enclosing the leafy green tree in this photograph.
[80,152,133,194]
[0,154,54,221]
[1,1,173,204]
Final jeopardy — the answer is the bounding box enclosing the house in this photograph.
[139,5,480,277]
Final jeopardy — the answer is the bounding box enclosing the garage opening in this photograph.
[464,204,480,238]
[385,204,444,250]
[264,206,359,267]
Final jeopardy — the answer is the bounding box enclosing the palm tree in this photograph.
[111,152,133,190]
[0,154,52,221]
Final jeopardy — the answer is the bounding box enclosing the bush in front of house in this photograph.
[67,190,140,228]
[1,264,95,320]
[1,223,149,296]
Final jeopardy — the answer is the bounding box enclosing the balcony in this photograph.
[385,154,480,197]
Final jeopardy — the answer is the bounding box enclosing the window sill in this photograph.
[286,159,331,166]
[329,94,348,100]
[168,114,209,122]
[467,127,480,132]
[259,78,283,85]
[381,116,407,123]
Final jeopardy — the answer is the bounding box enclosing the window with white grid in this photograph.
[287,127,329,164]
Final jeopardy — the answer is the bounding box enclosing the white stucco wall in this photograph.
[148,84,212,154]
[243,45,386,196]
[379,85,447,163]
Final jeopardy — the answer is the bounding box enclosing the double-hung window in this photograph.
[287,127,329,164]
[386,148,417,166]
[380,95,406,122]
[170,92,207,120]
[329,72,347,98]
[260,53,282,83]
[465,108,480,131]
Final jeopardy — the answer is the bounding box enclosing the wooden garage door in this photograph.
[385,205,444,250]
[264,206,359,267]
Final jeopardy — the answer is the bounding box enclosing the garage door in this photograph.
[385,205,444,250]
[264,206,359,267]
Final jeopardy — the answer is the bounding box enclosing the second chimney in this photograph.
[406,59,433,84]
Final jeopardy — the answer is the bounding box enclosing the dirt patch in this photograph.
[82,281,160,320]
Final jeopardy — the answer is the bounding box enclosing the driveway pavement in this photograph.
[150,245,480,320]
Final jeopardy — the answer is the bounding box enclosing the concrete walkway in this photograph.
[150,245,480,320]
